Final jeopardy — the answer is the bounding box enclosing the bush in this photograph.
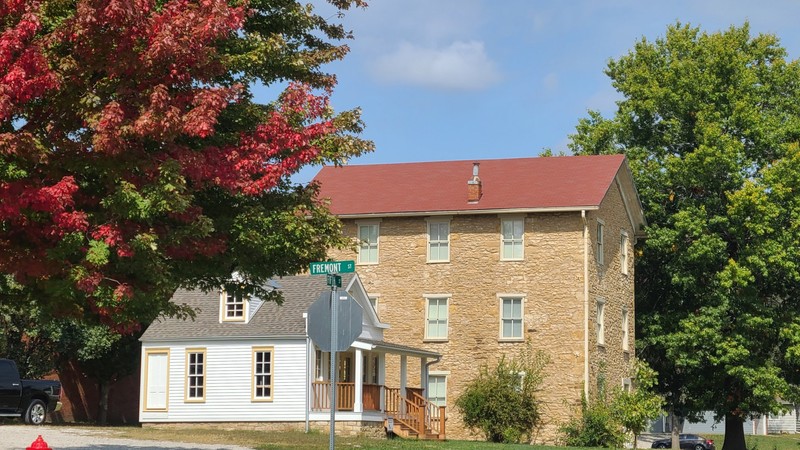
[455,345,548,443]
[560,394,626,448]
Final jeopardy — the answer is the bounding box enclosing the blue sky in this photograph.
[283,1,800,183]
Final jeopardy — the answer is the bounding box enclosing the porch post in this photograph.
[378,353,386,411]
[420,357,428,398]
[400,355,407,399]
[354,348,364,413]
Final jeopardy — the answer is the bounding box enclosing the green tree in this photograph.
[570,22,800,450]
[455,345,549,444]
[611,361,664,448]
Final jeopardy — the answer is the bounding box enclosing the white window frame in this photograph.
[185,348,206,402]
[427,372,448,407]
[356,221,380,265]
[500,217,525,261]
[622,306,630,352]
[596,298,606,346]
[220,289,248,323]
[252,347,274,401]
[424,295,450,341]
[620,230,629,275]
[596,220,605,266]
[622,377,632,393]
[426,218,451,263]
[498,294,525,341]
[367,294,379,315]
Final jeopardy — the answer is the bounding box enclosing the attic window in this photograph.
[221,289,248,322]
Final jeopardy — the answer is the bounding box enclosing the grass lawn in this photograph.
[88,425,598,449]
[55,425,800,450]
[704,434,800,450]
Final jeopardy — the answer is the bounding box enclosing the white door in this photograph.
[145,351,169,410]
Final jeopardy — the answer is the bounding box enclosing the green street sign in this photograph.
[326,274,342,287]
[309,260,355,275]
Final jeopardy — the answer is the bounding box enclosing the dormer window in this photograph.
[221,289,248,322]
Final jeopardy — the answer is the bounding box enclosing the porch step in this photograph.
[385,418,440,440]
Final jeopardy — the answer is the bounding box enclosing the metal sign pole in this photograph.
[329,281,338,450]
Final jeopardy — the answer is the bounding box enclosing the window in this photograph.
[185,349,206,402]
[252,347,273,401]
[596,221,605,265]
[620,231,629,275]
[425,297,449,340]
[501,218,524,260]
[368,294,379,315]
[371,355,379,384]
[622,307,630,352]
[315,349,325,380]
[500,296,524,340]
[144,349,169,411]
[622,377,632,393]
[361,354,379,384]
[222,290,246,322]
[596,299,606,346]
[427,375,447,407]
[357,223,379,264]
[427,220,450,262]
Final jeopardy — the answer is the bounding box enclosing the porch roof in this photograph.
[356,338,441,359]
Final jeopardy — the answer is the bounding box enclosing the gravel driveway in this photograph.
[2,425,253,450]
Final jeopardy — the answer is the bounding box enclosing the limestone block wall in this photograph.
[586,180,636,399]
[329,211,593,442]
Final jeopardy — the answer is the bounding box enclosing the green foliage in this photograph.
[560,394,625,448]
[610,361,664,444]
[455,344,549,444]
[569,22,800,447]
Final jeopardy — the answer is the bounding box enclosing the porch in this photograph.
[309,341,446,439]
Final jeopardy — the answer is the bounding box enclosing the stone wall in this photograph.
[144,421,386,438]
[586,180,636,399]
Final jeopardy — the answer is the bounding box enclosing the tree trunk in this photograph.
[722,412,746,450]
[97,381,110,425]
[670,409,680,450]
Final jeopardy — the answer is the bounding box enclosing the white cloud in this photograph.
[370,41,501,91]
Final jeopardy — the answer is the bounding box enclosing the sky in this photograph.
[277,0,800,183]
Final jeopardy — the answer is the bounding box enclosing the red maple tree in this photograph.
[0,0,371,331]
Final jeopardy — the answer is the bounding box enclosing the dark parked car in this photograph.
[651,434,715,450]
[0,358,62,425]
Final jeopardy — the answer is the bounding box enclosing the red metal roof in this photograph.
[313,154,627,216]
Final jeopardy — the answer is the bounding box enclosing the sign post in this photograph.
[307,260,357,450]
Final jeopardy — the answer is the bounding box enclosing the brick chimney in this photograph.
[467,162,482,203]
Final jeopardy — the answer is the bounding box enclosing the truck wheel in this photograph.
[24,400,46,425]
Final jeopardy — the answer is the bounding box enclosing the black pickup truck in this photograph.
[0,358,62,424]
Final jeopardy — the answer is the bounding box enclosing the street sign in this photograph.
[309,260,355,275]
[326,274,342,287]
[307,291,363,352]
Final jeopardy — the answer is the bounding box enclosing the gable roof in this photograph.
[314,154,631,216]
[141,273,360,342]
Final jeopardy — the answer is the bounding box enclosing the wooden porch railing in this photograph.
[311,381,382,411]
[313,383,446,440]
[385,387,445,439]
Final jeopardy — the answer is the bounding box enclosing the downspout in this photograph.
[303,312,310,433]
[582,210,590,400]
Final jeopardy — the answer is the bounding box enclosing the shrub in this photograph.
[455,345,548,443]
[560,394,626,448]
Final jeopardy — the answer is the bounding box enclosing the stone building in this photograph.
[314,154,646,442]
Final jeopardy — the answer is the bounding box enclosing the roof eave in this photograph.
[140,334,306,343]
[335,205,601,219]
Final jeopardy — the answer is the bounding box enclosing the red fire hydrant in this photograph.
[27,435,52,450]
